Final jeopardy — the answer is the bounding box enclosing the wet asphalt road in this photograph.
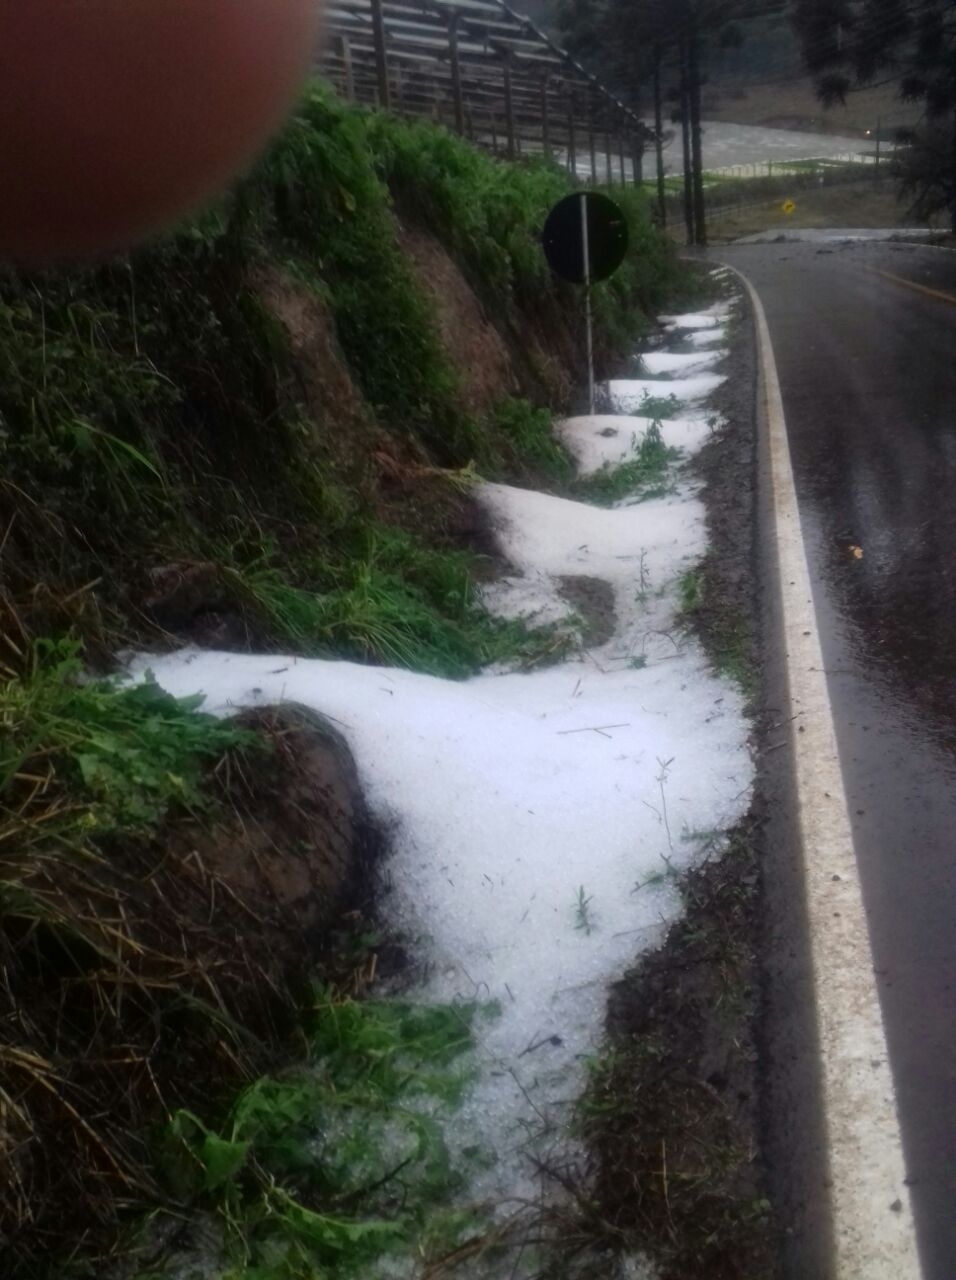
[717,239,956,1279]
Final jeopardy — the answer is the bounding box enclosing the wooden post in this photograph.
[567,96,577,178]
[491,115,499,154]
[340,35,355,103]
[605,120,614,187]
[449,15,464,135]
[370,0,390,110]
[618,123,626,185]
[503,58,517,160]
[632,136,644,187]
[541,77,551,161]
[393,63,405,118]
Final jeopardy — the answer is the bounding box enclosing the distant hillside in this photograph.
[708,7,803,86]
[532,0,913,136]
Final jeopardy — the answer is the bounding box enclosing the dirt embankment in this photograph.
[0,75,681,1267]
[0,186,602,1276]
[2,705,381,1275]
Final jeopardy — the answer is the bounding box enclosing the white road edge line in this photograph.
[730,265,923,1278]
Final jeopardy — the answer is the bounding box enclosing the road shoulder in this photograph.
[580,287,781,1278]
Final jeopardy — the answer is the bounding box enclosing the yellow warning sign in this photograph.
[782,199,796,215]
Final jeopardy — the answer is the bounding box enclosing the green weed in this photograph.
[675,567,756,700]
[637,391,683,420]
[153,992,498,1278]
[1,640,255,835]
[222,524,565,678]
[632,854,679,896]
[487,398,573,485]
[575,422,678,506]
[574,886,595,936]
[703,607,757,702]
[677,567,702,617]
[367,111,681,352]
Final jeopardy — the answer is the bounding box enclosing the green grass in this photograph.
[705,608,757,702]
[1,641,255,837]
[223,529,565,679]
[214,516,574,678]
[485,397,573,486]
[144,992,499,1280]
[676,565,757,701]
[368,113,681,338]
[677,567,703,617]
[574,421,679,506]
[637,391,684,419]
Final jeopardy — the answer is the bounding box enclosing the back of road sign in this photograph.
[542,192,628,285]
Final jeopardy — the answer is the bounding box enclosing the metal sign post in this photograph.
[580,192,595,415]
[542,191,628,416]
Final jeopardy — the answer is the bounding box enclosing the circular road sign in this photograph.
[542,191,629,285]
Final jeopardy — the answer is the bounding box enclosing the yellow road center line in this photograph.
[867,266,956,306]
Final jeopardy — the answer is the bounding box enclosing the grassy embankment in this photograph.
[1,85,688,1278]
[651,158,934,240]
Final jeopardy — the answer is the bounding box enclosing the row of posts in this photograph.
[340,0,644,188]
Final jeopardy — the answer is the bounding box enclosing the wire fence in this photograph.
[669,158,903,231]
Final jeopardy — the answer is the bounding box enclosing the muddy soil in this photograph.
[558,574,617,648]
[396,220,519,414]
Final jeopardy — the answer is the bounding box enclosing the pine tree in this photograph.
[793,0,956,229]
[558,0,786,245]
